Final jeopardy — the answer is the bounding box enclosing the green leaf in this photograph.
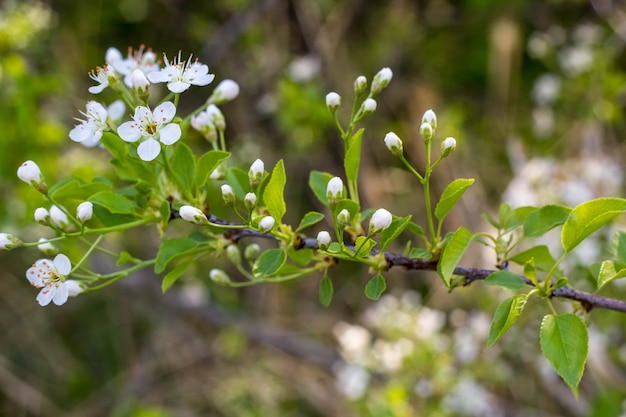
[540,313,588,389]
[48,177,111,201]
[309,170,335,206]
[485,271,526,291]
[319,275,333,307]
[523,258,539,286]
[562,198,626,253]
[437,227,473,287]
[194,150,230,189]
[406,221,426,241]
[155,238,201,273]
[226,167,250,200]
[296,211,325,232]
[597,260,626,289]
[344,128,364,184]
[116,251,139,266]
[409,247,431,259]
[162,259,194,293]
[487,293,528,347]
[364,274,386,300]
[333,199,360,219]
[612,231,626,265]
[353,235,376,258]
[504,206,537,233]
[171,142,196,190]
[523,204,571,238]
[380,215,412,252]
[435,178,474,223]
[253,248,287,278]
[510,245,557,273]
[263,159,286,222]
[90,191,136,214]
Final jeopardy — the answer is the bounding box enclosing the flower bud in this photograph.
[370,67,392,96]
[17,160,47,193]
[226,244,242,266]
[441,137,457,157]
[336,209,350,227]
[354,76,367,95]
[191,110,217,142]
[65,280,84,297]
[37,238,58,256]
[360,98,377,116]
[326,92,341,112]
[210,268,232,284]
[384,132,403,156]
[244,243,261,262]
[212,79,240,104]
[206,104,226,130]
[369,208,393,235]
[130,69,150,101]
[244,192,257,210]
[179,205,209,224]
[0,233,22,250]
[316,230,331,250]
[210,163,226,180]
[49,205,69,230]
[419,122,433,143]
[248,159,265,188]
[221,184,236,205]
[326,177,344,208]
[259,216,275,233]
[76,201,93,223]
[34,207,50,225]
[422,109,437,130]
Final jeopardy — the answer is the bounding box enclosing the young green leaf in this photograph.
[162,259,194,293]
[562,198,626,253]
[155,237,202,273]
[380,215,412,251]
[90,191,136,214]
[319,275,333,307]
[48,177,110,201]
[523,258,539,286]
[540,313,588,390]
[487,293,528,347]
[504,206,537,233]
[226,167,250,200]
[344,128,364,184]
[523,204,571,238]
[263,159,287,222]
[253,248,287,278]
[354,235,376,258]
[597,260,626,289]
[510,245,557,273]
[435,178,474,223]
[437,227,473,287]
[406,221,427,241]
[194,150,230,189]
[364,274,386,300]
[612,231,626,265]
[309,170,334,206]
[171,142,196,190]
[484,270,526,291]
[296,211,325,232]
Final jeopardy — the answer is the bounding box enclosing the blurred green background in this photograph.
[2,0,626,416]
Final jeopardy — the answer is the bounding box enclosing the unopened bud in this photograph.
[326,177,344,208]
[65,280,84,297]
[259,216,275,233]
[336,209,350,227]
[130,69,150,101]
[420,122,433,143]
[422,109,437,130]
[326,92,341,112]
[210,268,231,284]
[49,205,70,230]
[244,243,261,262]
[17,160,47,193]
[212,79,240,104]
[179,205,209,224]
[206,104,225,130]
[226,244,242,266]
[441,137,457,157]
[37,238,58,256]
[76,201,93,223]
[354,76,367,95]
[316,230,331,250]
[0,233,22,250]
[369,208,393,235]
[384,132,403,156]
[370,67,392,96]
[248,159,265,188]
[221,184,236,205]
[34,207,50,225]
[244,192,257,210]
[360,98,377,116]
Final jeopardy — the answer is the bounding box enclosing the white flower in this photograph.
[248,159,265,187]
[148,52,215,93]
[369,208,393,235]
[244,192,257,209]
[88,65,118,94]
[26,254,72,306]
[69,101,110,147]
[37,238,57,256]
[130,68,150,97]
[371,67,392,95]
[34,207,50,224]
[422,109,437,130]
[212,79,240,104]
[317,231,331,250]
[360,98,377,115]
[326,92,341,112]
[107,100,126,122]
[49,205,69,229]
[17,160,47,193]
[190,110,217,142]
[441,137,457,157]
[221,184,235,205]
[384,132,403,156]
[117,101,181,161]
[259,216,275,233]
[179,205,208,224]
[0,233,21,250]
[326,176,344,206]
[110,45,160,88]
[76,201,93,223]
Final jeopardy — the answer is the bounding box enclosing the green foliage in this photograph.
[562,198,626,253]
[319,275,333,306]
[364,274,386,300]
[434,178,474,224]
[263,159,287,222]
[437,227,473,287]
[487,294,528,347]
[484,270,526,291]
[252,248,287,277]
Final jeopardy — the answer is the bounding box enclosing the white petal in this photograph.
[88,84,107,94]
[36,287,54,306]
[26,264,45,287]
[69,125,91,142]
[167,82,191,93]
[133,106,153,121]
[147,71,171,84]
[137,138,161,161]
[118,121,142,142]
[53,254,72,275]
[86,101,108,120]
[153,101,176,123]
[159,123,181,145]
[107,100,125,121]
[190,73,215,86]
[52,283,69,306]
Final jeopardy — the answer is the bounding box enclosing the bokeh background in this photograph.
[2,0,626,416]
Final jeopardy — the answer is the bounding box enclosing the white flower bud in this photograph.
[384,132,403,156]
[422,109,437,130]
[336,209,350,227]
[259,216,275,233]
[212,79,240,104]
[210,163,226,180]
[244,243,261,262]
[441,137,457,157]
[65,280,84,297]
[326,177,344,208]
[326,92,341,112]
[34,207,50,224]
[130,69,150,98]
[49,205,69,229]
[371,67,392,95]
[179,205,209,224]
[419,122,433,143]
[226,244,242,266]
[316,230,331,250]
[206,104,226,130]
[17,160,47,193]
[369,208,393,235]
[360,98,377,116]
[37,238,58,256]
[248,159,265,188]
[244,192,257,210]
[210,268,231,284]
[0,233,22,250]
[354,76,367,94]
[76,201,93,223]
[221,184,236,205]
[191,110,217,142]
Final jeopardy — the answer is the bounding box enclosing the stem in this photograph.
[71,235,104,274]
[423,141,437,244]
[80,259,156,293]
